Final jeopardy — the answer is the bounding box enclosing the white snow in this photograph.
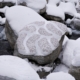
[61,38,80,67]
[5,6,46,35]
[17,0,47,13]
[48,0,61,5]
[46,4,65,20]
[0,0,17,3]
[59,2,77,16]
[67,28,72,35]
[0,17,6,25]
[53,64,69,73]
[24,59,53,72]
[66,19,72,24]
[46,72,75,80]
[0,55,40,80]
[0,6,9,13]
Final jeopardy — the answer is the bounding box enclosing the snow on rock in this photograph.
[14,21,68,65]
[62,38,80,67]
[46,72,75,80]
[5,5,46,35]
[25,59,53,72]
[0,6,9,13]
[59,2,77,16]
[53,64,69,73]
[67,27,72,35]
[48,0,61,5]
[17,21,68,56]
[46,4,65,20]
[0,55,40,80]
[17,0,47,13]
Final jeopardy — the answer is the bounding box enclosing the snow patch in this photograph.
[0,55,40,80]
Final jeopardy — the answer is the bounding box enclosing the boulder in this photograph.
[18,0,47,14]
[14,21,68,65]
[5,20,17,48]
[0,55,40,80]
[5,6,46,49]
[69,67,80,80]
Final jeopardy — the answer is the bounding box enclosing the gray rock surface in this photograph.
[69,67,80,80]
[42,13,63,22]
[5,20,17,49]
[14,21,68,65]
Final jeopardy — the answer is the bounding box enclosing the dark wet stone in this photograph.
[0,40,13,55]
[67,32,80,40]
[37,70,49,79]
[0,40,10,50]
[0,2,15,8]
[0,12,5,18]
[65,14,73,21]
[41,12,63,22]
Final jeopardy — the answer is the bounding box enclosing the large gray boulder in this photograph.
[5,6,46,49]
[14,21,68,65]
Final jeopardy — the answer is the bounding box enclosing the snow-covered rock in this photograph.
[24,58,54,78]
[0,55,40,80]
[45,0,65,21]
[61,37,80,67]
[5,5,46,48]
[17,0,47,14]
[46,72,75,80]
[59,2,77,16]
[68,18,80,31]
[14,21,68,65]
[46,4,65,20]
[48,0,61,5]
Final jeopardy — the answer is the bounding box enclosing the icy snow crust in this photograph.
[17,21,68,56]
[5,6,46,35]
[0,55,40,80]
